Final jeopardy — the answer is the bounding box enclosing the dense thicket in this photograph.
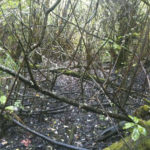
[0,0,149,149]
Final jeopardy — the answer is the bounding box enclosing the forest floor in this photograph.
[0,67,147,150]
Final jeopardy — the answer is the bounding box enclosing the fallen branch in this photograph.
[49,68,148,98]
[12,118,88,150]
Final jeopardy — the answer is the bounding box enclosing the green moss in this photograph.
[104,135,150,150]
[104,141,123,150]
[58,70,105,83]
[134,105,150,119]
[142,105,150,111]
[103,136,130,150]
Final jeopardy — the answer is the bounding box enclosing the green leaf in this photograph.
[14,100,24,109]
[5,106,18,112]
[99,115,105,120]
[137,125,147,136]
[132,32,140,37]
[117,36,123,40]
[0,96,7,105]
[128,115,139,123]
[123,122,135,129]
[131,127,140,141]
[113,43,121,50]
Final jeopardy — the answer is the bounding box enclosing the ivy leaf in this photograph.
[0,96,7,105]
[131,127,140,141]
[123,122,135,129]
[137,125,147,136]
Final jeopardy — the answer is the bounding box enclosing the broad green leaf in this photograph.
[131,127,140,141]
[133,117,139,124]
[0,96,7,105]
[137,125,147,136]
[5,106,18,112]
[123,122,135,129]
